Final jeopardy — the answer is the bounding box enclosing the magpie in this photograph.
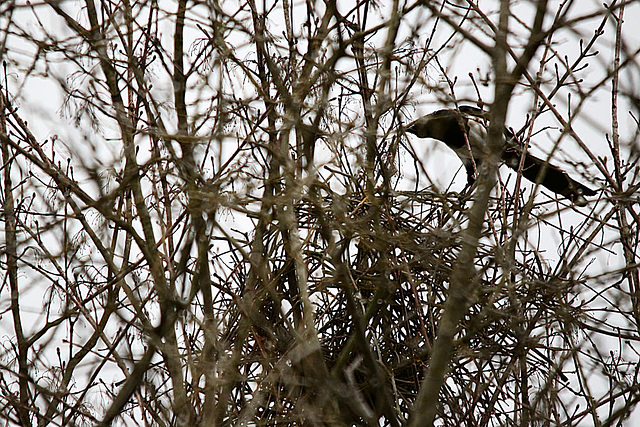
[406,106,596,206]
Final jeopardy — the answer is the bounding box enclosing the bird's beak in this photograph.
[406,121,418,136]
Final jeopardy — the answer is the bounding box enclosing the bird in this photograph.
[406,106,596,206]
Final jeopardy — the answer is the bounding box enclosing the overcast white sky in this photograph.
[2,0,640,424]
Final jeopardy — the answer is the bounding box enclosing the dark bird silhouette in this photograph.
[406,106,596,206]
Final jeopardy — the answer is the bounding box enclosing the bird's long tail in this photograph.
[502,148,596,206]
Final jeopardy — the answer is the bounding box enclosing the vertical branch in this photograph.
[408,0,517,424]
[164,0,199,423]
[1,77,31,427]
[174,0,189,150]
[609,3,640,328]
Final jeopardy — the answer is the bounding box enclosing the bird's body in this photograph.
[407,106,596,206]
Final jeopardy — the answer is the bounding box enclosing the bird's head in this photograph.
[406,109,463,142]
